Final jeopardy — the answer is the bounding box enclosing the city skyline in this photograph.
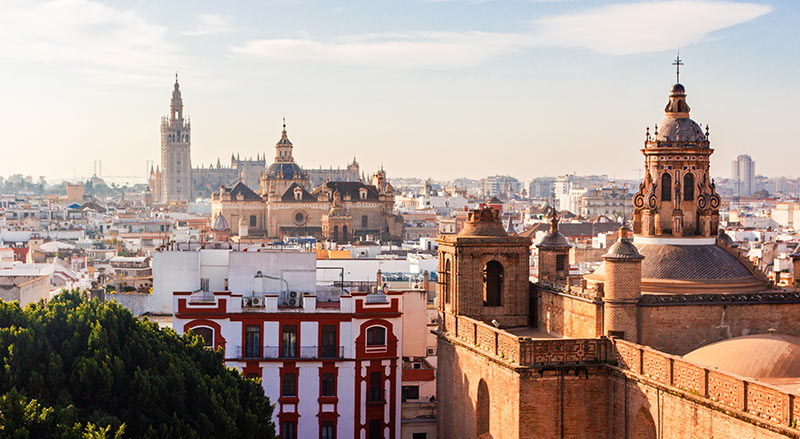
[1,0,797,182]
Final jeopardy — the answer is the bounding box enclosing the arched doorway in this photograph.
[632,407,657,439]
[477,379,490,437]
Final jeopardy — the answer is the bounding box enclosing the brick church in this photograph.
[436,73,800,438]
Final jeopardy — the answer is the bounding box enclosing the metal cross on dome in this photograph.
[672,51,684,83]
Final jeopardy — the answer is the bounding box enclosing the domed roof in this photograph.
[265,162,306,180]
[536,215,571,249]
[655,117,706,143]
[684,333,800,379]
[636,243,755,281]
[649,83,709,147]
[212,214,229,231]
[458,207,508,237]
[603,228,643,260]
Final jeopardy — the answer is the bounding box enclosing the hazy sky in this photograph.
[0,0,797,184]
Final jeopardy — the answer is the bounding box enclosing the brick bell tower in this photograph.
[437,206,531,328]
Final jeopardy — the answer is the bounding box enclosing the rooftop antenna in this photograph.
[672,50,683,83]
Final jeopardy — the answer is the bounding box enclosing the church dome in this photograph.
[655,117,706,143]
[536,215,571,250]
[212,214,229,231]
[265,162,305,180]
[458,207,508,237]
[603,228,643,260]
[684,333,800,380]
[650,83,709,146]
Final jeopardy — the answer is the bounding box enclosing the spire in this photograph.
[170,72,183,121]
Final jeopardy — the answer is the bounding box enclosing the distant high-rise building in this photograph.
[158,74,192,202]
[731,154,755,197]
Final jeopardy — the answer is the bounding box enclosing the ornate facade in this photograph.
[211,123,404,241]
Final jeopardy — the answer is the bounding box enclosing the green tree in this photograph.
[0,291,275,438]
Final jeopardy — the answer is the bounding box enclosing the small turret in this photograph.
[601,227,644,342]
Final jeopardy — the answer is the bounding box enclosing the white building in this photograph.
[159,247,432,439]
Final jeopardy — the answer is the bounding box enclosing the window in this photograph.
[342,226,348,242]
[477,379,490,436]
[661,173,672,201]
[245,325,260,358]
[281,325,298,358]
[684,172,694,202]
[368,372,383,402]
[282,373,296,397]
[321,325,338,358]
[321,422,335,439]
[556,254,568,271]
[282,421,296,439]
[249,215,256,227]
[193,327,213,348]
[368,420,381,439]
[442,259,451,304]
[366,326,386,346]
[483,261,503,307]
[412,434,427,439]
[361,215,368,227]
[321,373,336,397]
[200,278,209,292]
[402,385,419,401]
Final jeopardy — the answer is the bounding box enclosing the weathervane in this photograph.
[672,51,683,83]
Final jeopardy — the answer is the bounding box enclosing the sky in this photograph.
[0,0,797,184]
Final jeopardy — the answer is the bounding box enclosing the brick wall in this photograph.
[639,301,800,355]
[537,289,602,338]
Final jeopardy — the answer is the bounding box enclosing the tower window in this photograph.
[249,215,256,227]
[483,260,503,307]
[661,173,672,201]
[442,259,451,304]
[556,254,568,271]
[684,173,694,202]
[362,215,368,227]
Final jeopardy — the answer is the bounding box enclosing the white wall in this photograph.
[228,251,316,296]
[152,250,200,314]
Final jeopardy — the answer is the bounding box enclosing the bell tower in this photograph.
[437,207,531,328]
[159,73,192,202]
[632,58,720,237]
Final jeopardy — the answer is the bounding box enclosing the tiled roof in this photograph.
[520,222,622,239]
[265,162,306,180]
[280,183,316,202]
[227,181,262,201]
[637,243,754,280]
[313,182,380,201]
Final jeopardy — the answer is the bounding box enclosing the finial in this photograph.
[282,116,286,130]
[175,71,179,82]
[550,213,559,233]
[654,123,658,136]
[672,50,683,84]
[705,124,710,137]
[645,126,650,140]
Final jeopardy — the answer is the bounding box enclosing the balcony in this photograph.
[234,345,345,360]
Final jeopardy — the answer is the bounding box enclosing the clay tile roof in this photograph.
[313,181,379,201]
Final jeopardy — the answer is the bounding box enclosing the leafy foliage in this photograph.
[0,291,275,438]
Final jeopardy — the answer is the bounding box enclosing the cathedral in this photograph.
[149,77,369,203]
[210,121,404,242]
[436,68,800,438]
[149,74,192,203]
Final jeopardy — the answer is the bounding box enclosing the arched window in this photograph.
[684,173,694,202]
[442,259,451,304]
[333,225,339,241]
[366,326,386,346]
[193,327,213,348]
[477,379,490,436]
[661,173,672,201]
[342,225,348,242]
[483,260,503,307]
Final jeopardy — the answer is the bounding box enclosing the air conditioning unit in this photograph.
[252,296,264,307]
[287,297,299,307]
[243,297,253,307]
[289,291,298,299]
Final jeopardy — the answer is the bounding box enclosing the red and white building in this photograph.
[165,248,421,439]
